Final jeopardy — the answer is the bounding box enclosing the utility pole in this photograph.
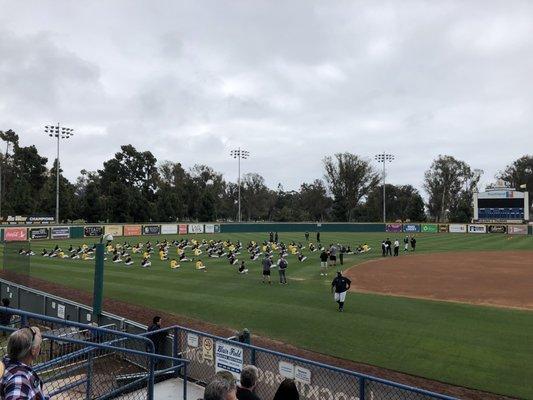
[374,152,395,223]
[230,148,250,222]
[44,124,74,223]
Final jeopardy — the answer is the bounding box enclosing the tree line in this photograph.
[0,129,531,223]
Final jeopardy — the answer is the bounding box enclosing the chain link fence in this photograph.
[171,327,457,400]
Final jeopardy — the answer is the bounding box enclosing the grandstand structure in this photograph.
[0,278,457,400]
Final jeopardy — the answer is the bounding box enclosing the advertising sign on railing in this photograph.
[84,226,103,237]
[439,224,449,233]
[143,225,161,235]
[29,227,49,240]
[215,341,243,379]
[421,224,438,233]
[105,225,123,237]
[508,225,527,235]
[161,224,178,235]
[124,225,142,236]
[178,224,188,235]
[449,224,466,233]
[403,224,420,233]
[189,224,204,234]
[204,224,215,234]
[4,227,28,241]
[468,224,486,234]
[385,223,402,233]
[487,224,507,234]
[51,226,70,239]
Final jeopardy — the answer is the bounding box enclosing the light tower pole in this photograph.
[44,124,74,223]
[374,152,395,223]
[230,148,249,222]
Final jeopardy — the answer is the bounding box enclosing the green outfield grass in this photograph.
[3,232,533,398]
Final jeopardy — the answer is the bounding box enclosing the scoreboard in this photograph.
[474,189,529,222]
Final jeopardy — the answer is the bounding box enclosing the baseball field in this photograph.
[2,232,533,399]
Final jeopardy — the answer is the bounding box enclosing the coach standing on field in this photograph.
[331,271,351,312]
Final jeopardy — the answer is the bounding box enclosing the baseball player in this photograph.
[331,271,351,312]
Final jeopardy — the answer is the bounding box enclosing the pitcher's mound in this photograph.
[344,251,533,310]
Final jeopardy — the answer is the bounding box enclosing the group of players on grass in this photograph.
[380,236,417,256]
[16,232,378,281]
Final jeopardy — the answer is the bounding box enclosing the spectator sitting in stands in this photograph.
[273,378,299,400]
[0,298,11,336]
[0,327,49,400]
[237,365,260,400]
[204,377,237,400]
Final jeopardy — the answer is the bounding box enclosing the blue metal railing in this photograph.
[0,308,190,400]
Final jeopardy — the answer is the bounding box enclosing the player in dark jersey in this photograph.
[331,271,351,312]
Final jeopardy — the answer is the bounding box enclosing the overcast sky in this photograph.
[1,1,532,193]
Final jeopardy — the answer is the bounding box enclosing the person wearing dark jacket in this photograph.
[147,316,166,364]
[236,365,261,400]
[331,271,351,312]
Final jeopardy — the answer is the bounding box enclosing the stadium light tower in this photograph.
[44,124,74,223]
[230,148,250,222]
[374,152,395,223]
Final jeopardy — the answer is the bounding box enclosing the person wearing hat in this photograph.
[331,271,351,312]
[0,326,49,399]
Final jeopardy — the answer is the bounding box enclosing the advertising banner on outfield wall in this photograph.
[29,228,49,240]
[439,224,449,233]
[403,224,420,233]
[487,224,507,234]
[124,225,142,236]
[468,224,487,234]
[179,224,188,235]
[5,227,28,241]
[449,224,467,233]
[214,225,221,233]
[105,225,123,237]
[508,225,528,235]
[421,224,438,233]
[161,224,178,235]
[385,223,402,233]
[84,226,103,237]
[189,224,204,234]
[204,224,215,234]
[51,227,70,239]
[143,225,161,235]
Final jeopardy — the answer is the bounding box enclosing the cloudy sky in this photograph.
[1,1,532,193]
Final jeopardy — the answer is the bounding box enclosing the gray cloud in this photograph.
[0,0,532,195]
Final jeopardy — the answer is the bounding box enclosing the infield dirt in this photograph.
[345,250,533,310]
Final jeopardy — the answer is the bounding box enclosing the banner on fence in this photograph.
[508,225,528,235]
[449,224,466,233]
[143,225,161,235]
[204,224,215,234]
[29,228,49,240]
[385,223,402,233]
[84,226,103,237]
[487,224,507,234]
[124,225,142,236]
[438,224,449,233]
[214,225,221,233]
[215,341,243,379]
[161,224,178,235]
[4,227,27,241]
[403,224,420,233]
[421,224,438,233]
[189,224,204,234]
[468,224,486,234]
[51,226,70,239]
[105,225,123,237]
[179,224,188,235]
